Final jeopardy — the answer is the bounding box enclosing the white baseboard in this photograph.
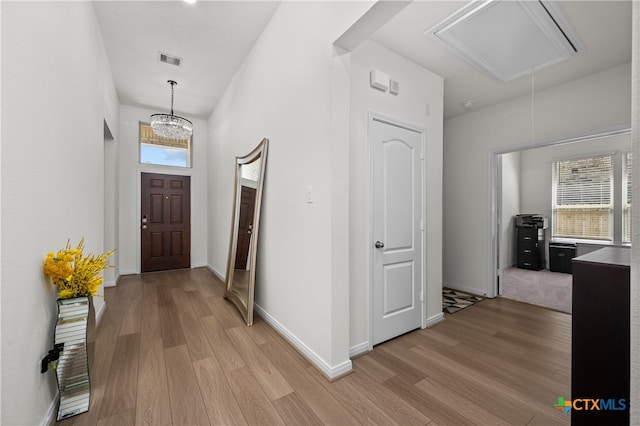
[444,282,487,297]
[349,341,370,358]
[103,279,117,288]
[207,264,225,282]
[254,304,352,380]
[43,391,58,426]
[192,262,208,268]
[103,271,119,288]
[426,312,445,328]
[95,300,107,326]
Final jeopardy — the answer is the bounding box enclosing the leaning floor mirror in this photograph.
[224,138,269,326]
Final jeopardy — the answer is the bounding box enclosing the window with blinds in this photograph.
[139,123,191,167]
[623,152,632,243]
[552,155,613,241]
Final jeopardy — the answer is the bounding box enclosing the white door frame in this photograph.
[368,111,426,350]
[487,127,631,297]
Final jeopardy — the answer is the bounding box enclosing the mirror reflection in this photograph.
[224,138,268,326]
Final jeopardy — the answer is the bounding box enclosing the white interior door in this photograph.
[371,115,423,346]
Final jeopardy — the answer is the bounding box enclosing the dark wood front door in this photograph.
[234,185,257,270]
[141,173,191,272]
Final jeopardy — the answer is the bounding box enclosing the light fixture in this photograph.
[427,0,585,82]
[150,80,193,140]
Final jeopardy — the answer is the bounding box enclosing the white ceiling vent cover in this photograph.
[159,52,182,67]
[426,0,585,82]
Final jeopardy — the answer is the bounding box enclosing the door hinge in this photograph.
[420,220,424,231]
[420,291,424,302]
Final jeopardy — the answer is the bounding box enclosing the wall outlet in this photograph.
[306,186,314,203]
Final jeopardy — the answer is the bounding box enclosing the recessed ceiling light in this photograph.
[426,0,585,82]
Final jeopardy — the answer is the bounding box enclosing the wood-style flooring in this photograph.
[58,267,571,425]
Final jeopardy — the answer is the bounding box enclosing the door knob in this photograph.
[375,241,384,249]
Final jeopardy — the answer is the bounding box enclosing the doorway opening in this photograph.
[488,127,631,307]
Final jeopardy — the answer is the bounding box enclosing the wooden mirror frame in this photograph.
[224,138,269,326]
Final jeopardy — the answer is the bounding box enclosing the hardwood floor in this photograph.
[58,268,570,425]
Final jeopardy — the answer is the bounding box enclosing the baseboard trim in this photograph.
[254,304,353,381]
[349,341,370,358]
[95,300,107,326]
[207,264,225,282]
[103,270,120,288]
[43,391,58,426]
[426,312,445,328]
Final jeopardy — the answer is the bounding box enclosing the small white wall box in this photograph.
[389,79,399,95]
[370,70,389,91]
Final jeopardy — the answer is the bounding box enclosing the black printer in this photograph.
[515,214,548,229]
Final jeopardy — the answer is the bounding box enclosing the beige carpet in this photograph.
[500,267,572,314]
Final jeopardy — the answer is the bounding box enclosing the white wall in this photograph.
[207,1,373,377]
[117,105,208,275]
[103,122,119,292]
[98,20,121,318]
[348,40,444,352]
[1,2,118,424]
[444,63,631,295]
[501,151,521,268]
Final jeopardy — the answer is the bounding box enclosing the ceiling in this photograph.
[371,0,632,119]
[93,1,632,122]
[93,1,280,119]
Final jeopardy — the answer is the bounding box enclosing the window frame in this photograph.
[551,153,614,242]
[139,121,192,168]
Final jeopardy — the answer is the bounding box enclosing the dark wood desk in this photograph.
[572,247,630,425]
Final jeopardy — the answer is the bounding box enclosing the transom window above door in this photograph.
[139,122,191,168]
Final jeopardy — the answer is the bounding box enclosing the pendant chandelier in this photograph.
[150,80,193,140]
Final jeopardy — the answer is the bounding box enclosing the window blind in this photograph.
[241,158,262,182]
[624,152,632,243]
[140,123,190,149]
[552,155,613,241]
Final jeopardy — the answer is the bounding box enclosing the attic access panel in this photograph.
[427,0,585,82]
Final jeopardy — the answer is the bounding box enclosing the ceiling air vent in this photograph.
[159,52,182,67]
[426,0,585,82]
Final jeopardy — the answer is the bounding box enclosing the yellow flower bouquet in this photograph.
[43,238,114,299]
